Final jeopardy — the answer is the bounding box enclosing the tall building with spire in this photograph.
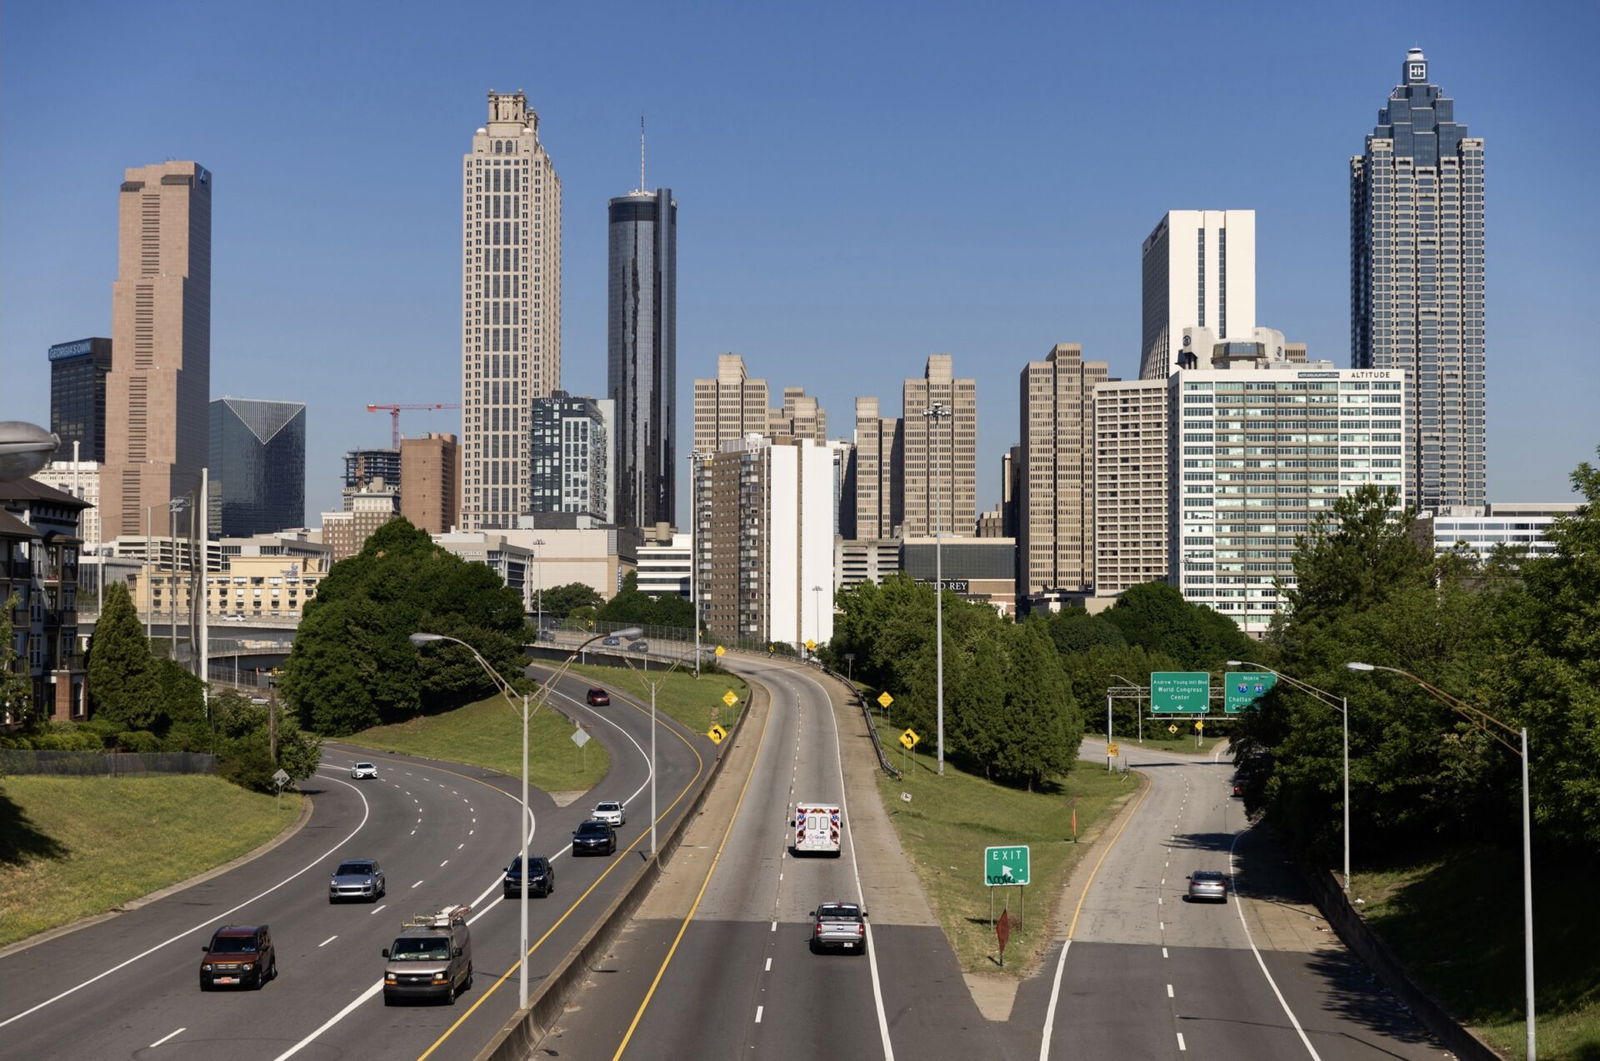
[102,161,211,540]
[460,91,562,530]
[608,135,676,529]
[1352,48,1485,508]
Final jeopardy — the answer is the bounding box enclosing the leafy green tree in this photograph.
[992,622,1082,790]
[0,592,32,727]
[209,690,321,792]
[86,582,163,731]
[1042,608,1126,655]
[539,582,603,622]
[1101,582,1251,669]
[1277,484,1430,628]
[595,571,695,630]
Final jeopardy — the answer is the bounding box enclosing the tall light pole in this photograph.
[687,452,707,678]
[530,538,546,636]
[410,626,637,1010]
[1347,661,1535,1060]
[923,401,951,775]
[811,585,822,654]
[1229,661,1350,893]
[168,496,189,659]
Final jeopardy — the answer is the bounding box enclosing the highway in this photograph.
[0,666,709,1061]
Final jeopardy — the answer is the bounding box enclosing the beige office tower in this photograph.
[1093,378,1170,593]
[1139,210,1256,379]
[851,397,902,540]
[102,161,211,539]
[901,354,976,538]
[692,354,770,454]
[769,387,827,442]
[400,433,459,534]
[1018,344,1108,597]
[460,91,561,530]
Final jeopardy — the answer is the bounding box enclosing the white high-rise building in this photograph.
[1140,210,1257,379]
[460,91,562,530]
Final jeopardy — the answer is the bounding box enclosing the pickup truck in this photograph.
[809,902,868,954]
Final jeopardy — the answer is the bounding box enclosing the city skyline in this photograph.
[3,3,1596,527]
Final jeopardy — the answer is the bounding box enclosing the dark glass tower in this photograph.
[608,187,677,529]
[1352,48,1486,508]
[48,337,113,462]
[209,398,306,536]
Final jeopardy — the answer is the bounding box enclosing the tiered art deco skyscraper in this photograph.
[1352,48,1485,508]
[103,161,211,539]
[460,91,562,530]
[608,185,676,530]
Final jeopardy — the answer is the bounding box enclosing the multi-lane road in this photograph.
[0,666,709,1060]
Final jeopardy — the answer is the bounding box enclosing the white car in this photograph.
[592,800,625,827]
[350,762,378,780]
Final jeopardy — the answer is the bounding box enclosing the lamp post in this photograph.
[409,626,637,1010]
[168,497,189,659]
[922,401,951,775]
[530,538,546,637]
[1229,660,1350,893]
[688,453,707,678]
[1347,661,1536,1060]
[811,585,822,655]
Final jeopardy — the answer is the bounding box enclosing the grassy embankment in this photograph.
[567,662,750,735]
[869,712,1142,975]
[1354,851,1599,1060]
[0,775,297,948]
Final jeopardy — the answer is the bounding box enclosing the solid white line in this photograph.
[755,1005,764,1023]
[0,773,374,1031]
[149,1027,184,1048]
[1228,829,1323,1059]
[1038,939,1072,1061]
[318,935,337,948]
[1177,1032,1187,1051]
[764,957,771,972]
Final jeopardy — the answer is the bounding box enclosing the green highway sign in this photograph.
[984,845,1031,887]
[1225,671,1278,713]
[1150,672,1212,714]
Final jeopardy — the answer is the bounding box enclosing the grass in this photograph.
[567,662,751,736]
[871,715,1143,975]
[0,775,299,948]
[343,692,610,793]
[1353,846,1600,1061]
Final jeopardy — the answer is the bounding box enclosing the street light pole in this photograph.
[812,585,822,653]
[531,538,546,637]
[688,453,705,678]
[168,496,188,660]
[1230,660,1350,893]
[1347,660,1535,1060]
[923,401,951,775]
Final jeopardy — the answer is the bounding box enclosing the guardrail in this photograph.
[815,662,900,780]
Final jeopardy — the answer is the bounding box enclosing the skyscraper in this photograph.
[901,354,976,538]
[209,398,305,537]
[103,161,211,540]
[460,91,562,530]
[1352,48,1485,509]
[529,392,612,522]
[400,433,459,535]
[692,354,770,455]
[849,397,902,541]
[1139,210,1257,379]
[608,184,676,529]
[1017,343,1108,597]
[48,337,113,462]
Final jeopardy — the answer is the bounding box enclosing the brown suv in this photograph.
[199,924,276,990]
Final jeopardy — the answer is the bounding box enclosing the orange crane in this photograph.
[366,403,461,448]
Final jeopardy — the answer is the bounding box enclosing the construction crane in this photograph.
[365,403,461,448]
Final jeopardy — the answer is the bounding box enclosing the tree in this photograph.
[0,592,32,726]
[1043,608,1126,656]
[209,690,321,792]
[1277,484,1430,627]
[539,582,603,622]
[86,582,163,731]
[1101,582,1251,669]
[595,571,695,630]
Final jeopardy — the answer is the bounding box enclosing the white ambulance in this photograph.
[790,802,843,856]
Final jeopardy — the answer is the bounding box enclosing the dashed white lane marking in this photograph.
[440,860,449,867]
[1157,897,1163,905]
[1177,1032,1187,1051]
[764,958,771,972]
[411,880,423,888]
[1162,947,1169,958]
[1159,921,1165,931]
[755,1005,764,1024]
[371,905,387,916]
[457,843,464,850]
[1166,983,1174,998]
[150,1028,184,1048]
[319,935,338,948]
[770,921,777,932]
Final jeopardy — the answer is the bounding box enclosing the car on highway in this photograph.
[1186,869,1229,903]
[199,924,276,990]
[809,902,868,954]
[383,906,472,1005]
[572,819,617,856]
[592,800,626,827]
[586,688,610,706]
[502,854,554,898]
[627,640,649,653]
[1230,779,1245,797]
[602,636,621,646]
[350,761,378,780]
[329,858,386,903]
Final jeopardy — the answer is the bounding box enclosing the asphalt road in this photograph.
[0,665,710,1061]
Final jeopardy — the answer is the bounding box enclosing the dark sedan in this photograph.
[571,819,617,856]
[503,854,554,898]
[586,688,610,706]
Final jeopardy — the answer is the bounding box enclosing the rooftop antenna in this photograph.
[639,115,647,193]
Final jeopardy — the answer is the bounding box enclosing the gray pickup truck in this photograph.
[809,902,868,954]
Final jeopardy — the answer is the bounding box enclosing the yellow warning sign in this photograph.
[899,728,920,750]
[1107,742,1120,758]
[1194,720,1205,732]
[714,644,726,657]
[707,724,728,744]
[805,639,817,652]
[877,691,894,709]
[721,690,738,707]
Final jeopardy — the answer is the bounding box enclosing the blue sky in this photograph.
[3,0,1597,522]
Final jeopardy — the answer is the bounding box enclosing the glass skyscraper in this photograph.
[48,338,113,462]
[608,186,676,529]
[1351,48,1485,508]
[210,398,305,537]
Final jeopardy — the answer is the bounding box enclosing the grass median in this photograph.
[0,775,299,948]
[342,692,611,793]
[870,714,1142,975]
[566,662,750,736]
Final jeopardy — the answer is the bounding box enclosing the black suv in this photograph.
[571,819,617,856]
[503,854,554,898]
[199,924,276,990]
